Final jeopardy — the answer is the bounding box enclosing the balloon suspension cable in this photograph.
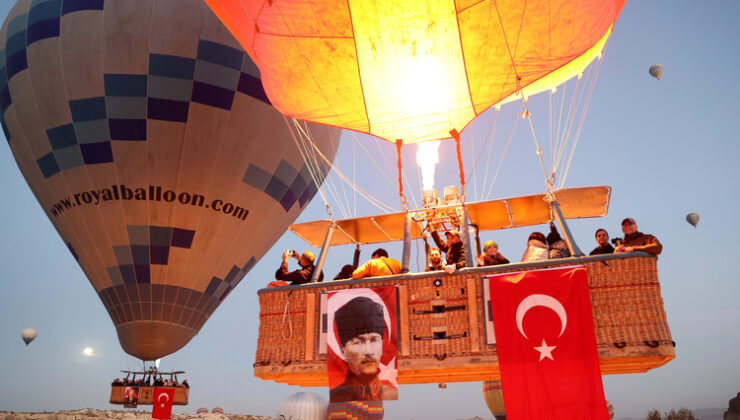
[395,139,409,212]
[450,129,467,202]
[524,108,555,193]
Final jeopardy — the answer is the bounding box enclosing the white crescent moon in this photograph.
[158,393,169,404]
[515,294,567,339]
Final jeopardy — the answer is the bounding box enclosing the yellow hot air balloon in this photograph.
[0,0,341,361]
[649,64,664,80]
[483,380,506,420]
[204,0,626,144]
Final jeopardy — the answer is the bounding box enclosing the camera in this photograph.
[611,238,623,246]
[286,249,295,256]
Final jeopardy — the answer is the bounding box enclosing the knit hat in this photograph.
[483,240,498,252]
[334,297,385,346]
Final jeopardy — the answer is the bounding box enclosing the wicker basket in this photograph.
[254,253,674,386]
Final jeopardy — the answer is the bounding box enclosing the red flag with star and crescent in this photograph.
[152,387,175,419]
[489,265,608,420]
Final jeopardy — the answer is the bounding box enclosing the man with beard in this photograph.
[330,296,397,402]
[425,247,446,271]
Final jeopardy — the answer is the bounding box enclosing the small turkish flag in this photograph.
[489,265,608,420]
[152,387,175,419]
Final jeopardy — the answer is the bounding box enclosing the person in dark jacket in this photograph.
[476,240,509,266]
[425,247,446,272]
[546,222,571,259]
[589,228,615,255]
[614,218,663,255]
[333,264,356,280]
[274,249,323,285]
[430,228,466,273]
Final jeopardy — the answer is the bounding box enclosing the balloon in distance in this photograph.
[204,0,626,143]
[483,380,505,419]
[21,327,37,346]
[686,212,700,228]
[606,400,615,419]
[0,0,341,361]
[276,392,328,420]
[649,64,664,80]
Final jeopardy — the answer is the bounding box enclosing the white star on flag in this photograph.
[534,339,556,361]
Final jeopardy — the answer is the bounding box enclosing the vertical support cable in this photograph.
[395,139,408,212]
[312,222,336,282]
[402,212,412,273]
[450,129,466,202]
[550,200,583,257]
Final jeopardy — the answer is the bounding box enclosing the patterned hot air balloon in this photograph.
[204,0,626,144]
[483,380,506,420]
[21,326,37,346]
[277,392,328,420]
[0,0,341,361]
[649,64,664,80]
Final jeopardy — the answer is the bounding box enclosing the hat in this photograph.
[334,297,385,346]
[445,229,460,237]
[621,218,636,226]
[483,240,498,252]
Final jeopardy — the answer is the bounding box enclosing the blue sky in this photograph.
[1,1,739,419]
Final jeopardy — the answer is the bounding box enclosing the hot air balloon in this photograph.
[0,0,341,361]
[649,64,664,80]
[276,392,328,420]
[483,381,506,420]
[606,400,615,419]
[686,212,700,228]
[21,326,37,346]
[204,0,626,144]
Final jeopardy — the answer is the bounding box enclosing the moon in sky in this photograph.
[82,347,94,356]
[515,294,568,339]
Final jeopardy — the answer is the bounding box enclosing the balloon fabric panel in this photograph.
[0,0,341,360]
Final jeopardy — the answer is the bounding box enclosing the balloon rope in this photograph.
[484,105,520,199]
[396,139,409,212]
[450,129,467,202]
[526,114,554,192]
[289,118,396,213]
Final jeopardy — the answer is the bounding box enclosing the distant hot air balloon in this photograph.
[1,0,341,361]
[276,392,328,420]
[649,64,664,80]
[483,380,506,420]
[686,212,700,228]
[606,400,615,419]
[21,327,37,346]
[204,0,626,144]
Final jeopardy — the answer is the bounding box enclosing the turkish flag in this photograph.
[152,387,175,419]
[489,265,608,420]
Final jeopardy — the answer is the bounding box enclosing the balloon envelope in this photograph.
[649,64,664,79]
[21,327,37,346]
[686,212,700,227]
[483,380,505,417]
[606,400,615,419]
[276,392,328,420]
[1,0,340,360]
[205,0,626,143]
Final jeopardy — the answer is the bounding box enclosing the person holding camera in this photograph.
[274,249,323,285]
[589,228,615,255]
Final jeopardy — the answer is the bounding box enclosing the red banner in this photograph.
[152,387,175,419]
[327,286,398,402]
[488,266,608,419]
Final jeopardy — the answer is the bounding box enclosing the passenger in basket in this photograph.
[425,247,446,272]
[589,228,615,255]
[614,218,663,255]
[333,264,356,280]
[546,222,571,259]
[521,232,549,262]
[274,249,324,285]
[352,248,402,279]
[476,240,510,266]
[430,227,467,274]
